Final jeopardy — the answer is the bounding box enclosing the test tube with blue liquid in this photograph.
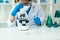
[5,0,9,3]
[40,0,47,3]
[0,0,4,3]
[54,0,57,4]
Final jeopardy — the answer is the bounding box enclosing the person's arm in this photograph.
[37,5,45,25]
[10,3,24,22]
[10,4,20,22]
[34,16,41,26]
[7,3,24,26]
[34,4,45,26]
[7,4,19,26]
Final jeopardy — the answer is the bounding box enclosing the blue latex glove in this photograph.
[34,16,41,26]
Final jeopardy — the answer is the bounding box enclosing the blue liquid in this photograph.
[5,0,9,3]
[40,0,46,3]
[53,22,59,28]
[55,10,60,17]
[0,0,3,3]
[54,0,57,4]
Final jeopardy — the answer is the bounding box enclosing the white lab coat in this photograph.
[7,2,45,27]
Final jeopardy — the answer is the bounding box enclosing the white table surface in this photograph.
[0,25,60,40]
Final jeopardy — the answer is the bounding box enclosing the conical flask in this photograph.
[55,10,60,18]
[46,15,53,27]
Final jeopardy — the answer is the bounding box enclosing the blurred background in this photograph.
[0,0,60,27]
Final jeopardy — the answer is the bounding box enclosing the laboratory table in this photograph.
[0,25,60,40]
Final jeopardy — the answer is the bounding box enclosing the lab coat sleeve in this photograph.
[11,3,24,16]
[7,4,19,27]
[7,3,24,27]
[37,5,45,25]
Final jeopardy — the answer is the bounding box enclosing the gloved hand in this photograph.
[34,16,41,26]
